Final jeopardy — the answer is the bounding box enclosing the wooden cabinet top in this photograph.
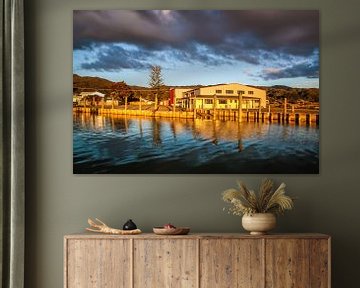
[64,232,330,240]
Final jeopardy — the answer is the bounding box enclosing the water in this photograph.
[73,113,319,174]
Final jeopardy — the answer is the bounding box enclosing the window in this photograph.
[225,90,234,94]
[248,91,254,95]
[205,99,213,104]
[219,99,227,104]
[215,90,222,94]
[237,90,245,95]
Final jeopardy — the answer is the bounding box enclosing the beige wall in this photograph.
[185,83,267,108]
[25,1,360,288]
[200,83,266,107]
[172,88,191,99]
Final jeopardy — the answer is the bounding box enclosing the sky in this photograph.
[73,10,319,88]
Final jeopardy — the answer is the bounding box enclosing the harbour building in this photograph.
[171,83,266,110]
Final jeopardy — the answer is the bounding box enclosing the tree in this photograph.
[110,81,133,109]
[148,65,164,110]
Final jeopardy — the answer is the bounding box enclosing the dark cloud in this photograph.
[165,44,234,66]
[74,10,318,51]
[81,43,233,71]
[261,59,319,80]
[73,10,182,50]
[221,10,319,56]
[74,10,319,75]
[80,45,153,71]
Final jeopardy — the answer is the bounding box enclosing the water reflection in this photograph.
[152,119,162,146]
[73,113,319,174]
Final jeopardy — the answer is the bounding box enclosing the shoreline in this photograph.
[73,107,319,124]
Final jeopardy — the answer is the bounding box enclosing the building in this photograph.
[74,91,106,106]
[175,83,266,110]
[79,91,105,99]
[169,88,195,106]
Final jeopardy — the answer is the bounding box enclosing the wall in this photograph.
[25,0,360,287]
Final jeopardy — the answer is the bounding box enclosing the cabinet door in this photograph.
[66,239,131,288]
[266,239,310,288]
[200,239,264,288]
[134,239,198,288]
[309,239,330,288]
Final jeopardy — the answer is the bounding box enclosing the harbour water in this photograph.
[73,113,319,174]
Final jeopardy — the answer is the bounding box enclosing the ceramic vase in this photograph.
[242,213,276,235]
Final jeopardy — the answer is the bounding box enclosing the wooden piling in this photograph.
[193,95,197,119]
[237,92,243,122]
[258,107,261,122]
[213,95,217,120]
[154,92,158,110]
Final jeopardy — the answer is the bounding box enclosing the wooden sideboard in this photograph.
[64,233,330,288]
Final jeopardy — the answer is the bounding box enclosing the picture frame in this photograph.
[73,10,320,174]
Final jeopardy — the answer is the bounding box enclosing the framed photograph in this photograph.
[73,10,319,174]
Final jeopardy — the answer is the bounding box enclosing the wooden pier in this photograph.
[73,107,319,125]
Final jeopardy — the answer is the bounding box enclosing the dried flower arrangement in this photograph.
[222,179,294,216]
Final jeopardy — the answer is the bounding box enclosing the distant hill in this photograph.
[264,86,319,103]
[269,85,292,90]
[73,74,113,90]
[73,74,319,103]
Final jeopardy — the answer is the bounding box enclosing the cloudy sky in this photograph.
[73,10,319,88]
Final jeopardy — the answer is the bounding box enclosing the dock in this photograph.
[73,107,319,125]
